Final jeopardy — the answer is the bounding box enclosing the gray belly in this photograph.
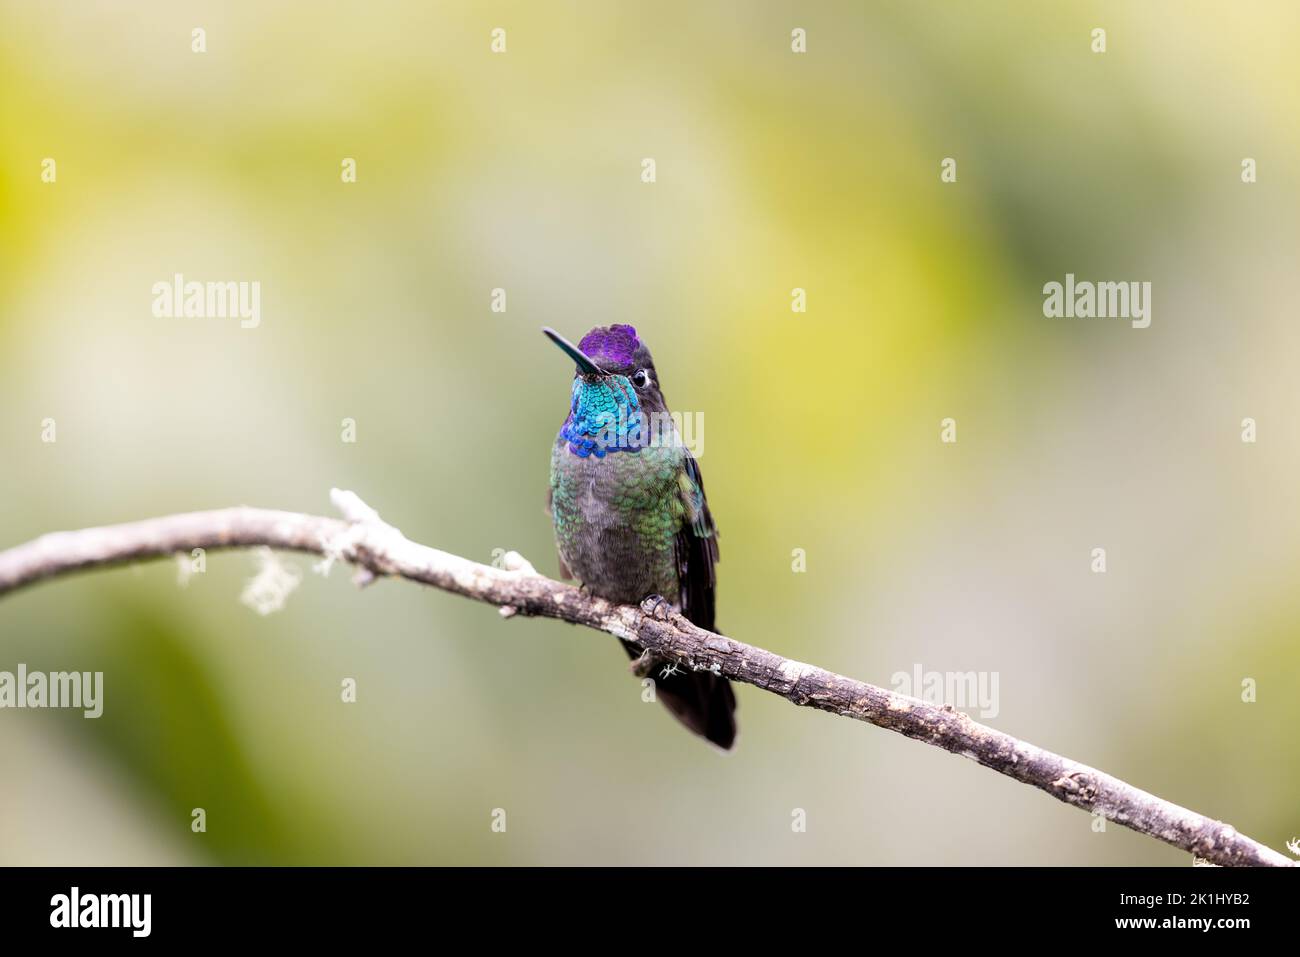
[550,440,681,605]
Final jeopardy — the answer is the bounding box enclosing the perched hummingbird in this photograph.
[543,324,737,749]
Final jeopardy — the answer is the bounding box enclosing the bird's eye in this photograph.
[631,370,649,388]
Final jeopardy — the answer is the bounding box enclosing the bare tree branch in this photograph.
[0,489,1292,867]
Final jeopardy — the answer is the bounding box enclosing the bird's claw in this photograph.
[640,594,672,620]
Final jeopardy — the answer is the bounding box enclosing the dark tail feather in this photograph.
[622,640,737,749]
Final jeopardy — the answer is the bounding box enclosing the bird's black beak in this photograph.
[543,327,606,376]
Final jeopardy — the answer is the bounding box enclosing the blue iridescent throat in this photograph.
[561,375,646,458]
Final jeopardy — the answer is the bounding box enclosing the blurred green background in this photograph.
[2,1,1298,865]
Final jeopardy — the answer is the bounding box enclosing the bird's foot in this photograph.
[640,593,673,620]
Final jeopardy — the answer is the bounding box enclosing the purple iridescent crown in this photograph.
[578,324,640,369]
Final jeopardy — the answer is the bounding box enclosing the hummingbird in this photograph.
[543,324,737,749]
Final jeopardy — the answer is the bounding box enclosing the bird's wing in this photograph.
[662,450,735,748]
[674,450,719,632]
